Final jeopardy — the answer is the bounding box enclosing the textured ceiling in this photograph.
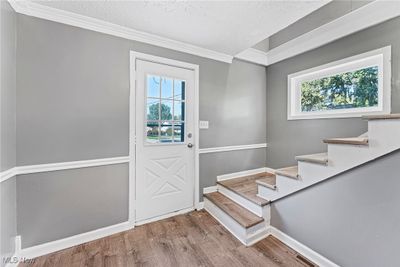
[33,0,330,55]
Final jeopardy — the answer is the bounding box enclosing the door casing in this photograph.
[129,51,200,227]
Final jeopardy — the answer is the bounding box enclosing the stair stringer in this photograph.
[258,119,400,201]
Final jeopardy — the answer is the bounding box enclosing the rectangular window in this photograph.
[287,46,391,120]
[145,75,186,143]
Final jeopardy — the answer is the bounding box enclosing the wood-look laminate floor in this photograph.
[20,210,315,267]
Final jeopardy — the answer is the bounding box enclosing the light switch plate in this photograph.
[199,120,209,129]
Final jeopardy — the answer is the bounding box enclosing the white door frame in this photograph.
[129,51,200,227]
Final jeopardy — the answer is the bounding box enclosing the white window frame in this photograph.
[287,46,391,120]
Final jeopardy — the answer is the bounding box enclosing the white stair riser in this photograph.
[368,120,400,154]
[204,198,270,246]
[328,144,372,168]
[217,184,269,218]
[259,169,321,201]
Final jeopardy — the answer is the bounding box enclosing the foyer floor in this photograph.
[20,210,315,267]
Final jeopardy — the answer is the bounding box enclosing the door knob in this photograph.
[187,143,193,148]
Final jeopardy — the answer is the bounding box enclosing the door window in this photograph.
[146,75,186,143]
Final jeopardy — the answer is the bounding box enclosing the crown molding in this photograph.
[235,0,400,66]
[235,48,269,66]
[8,0,233,64]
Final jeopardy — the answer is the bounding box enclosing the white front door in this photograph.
[135,59,195,223]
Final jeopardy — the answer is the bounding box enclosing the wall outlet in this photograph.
[199,120,209,129]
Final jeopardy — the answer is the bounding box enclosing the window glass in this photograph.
[174,80,185,100]
[146,75,186,143]
[174,101,184,121]
[146,121,159,143]
[160,100,173,120]
[173,122,184,143]
[147,75,160,98]
[160,122,173,143]
[147,98,160,120]
[301,66,379,112]
[161,78,173,99]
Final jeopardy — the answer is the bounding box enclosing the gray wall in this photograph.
[0,1,17,265]
[15,14,267,246]
[200,149,266,201]
[16,14,266,164]
[266,16,400,168]
[17,164,129,248]
[269,0,372,49]
[271,150,400,267]
[1,179,16,265]
[1,0,16,172]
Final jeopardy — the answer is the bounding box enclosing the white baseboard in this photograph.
[246,227,270,246]
[196,201,204,210]
[269,226,340,267]
[203,185,218,194]
[19,221,131,259]
[217,167,268,181]
[3,236,21,267]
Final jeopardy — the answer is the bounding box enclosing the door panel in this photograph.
[135,59,195,222]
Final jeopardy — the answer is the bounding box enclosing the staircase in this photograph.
[204,114,400,246]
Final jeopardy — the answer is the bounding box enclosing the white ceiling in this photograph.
[33,0,330,56]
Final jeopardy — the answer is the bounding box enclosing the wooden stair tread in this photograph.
[204,192,264,228]
[323,137,368,146]
[275,166,299,179]
[296,152,328,165]
[363,113,400,120]
[256,176,277,190]
[217,172,272,206]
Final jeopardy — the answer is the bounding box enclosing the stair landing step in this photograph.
[204,192,264,228]
[256,177,277,190]
[323,137,368,146]
[296,152,328,165]
[217,172,272,206]
[363,113,400,120]
[275,166,299,179]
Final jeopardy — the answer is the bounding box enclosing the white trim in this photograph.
[19,221,131,260]
[204,198,269,246]
[287,46,391,120]
[0,157,129,183]
[235,48,269,66]
[17,156,130,175]
[269,226,340,267]
[7,0,232,64]
[0,167,17,183]
[217,167,268,182]
[15,236,21,256]
[135,207,194,226]
[235,1,400,66]
[199,143,268,154]
[128,50,136,229]
[196,201,204,210]
[203,185,218,194]
[129,51,200,225]
[3,236,21,267]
